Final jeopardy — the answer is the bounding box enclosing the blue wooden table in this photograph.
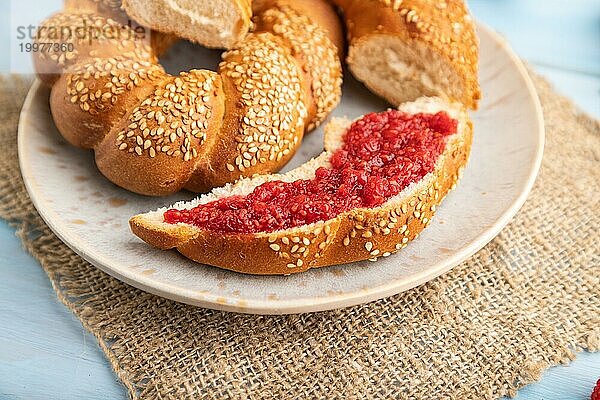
[1,1,599,398]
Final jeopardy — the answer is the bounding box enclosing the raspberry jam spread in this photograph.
[164,110,458,234]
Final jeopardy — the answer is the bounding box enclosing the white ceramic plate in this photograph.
[19,24,544,314]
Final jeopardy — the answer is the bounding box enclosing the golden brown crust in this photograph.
[334,0,480,109]
[95,71,227,195]
[231,0,254,43]
[32,12,156,86]
[253,0,343,130]
[211,33,308,186]
[50,57,166,149]
[130,107,473,275]
[130,216,199,250]
[63,0,128,21]
[34,0,343,196]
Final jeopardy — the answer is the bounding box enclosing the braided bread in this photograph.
[334,0,480,109]
[34,0,343,195]
[34,0,482,273]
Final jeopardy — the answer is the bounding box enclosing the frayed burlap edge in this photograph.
[0,73,598,400]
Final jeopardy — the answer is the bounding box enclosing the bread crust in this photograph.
[130,98,473,275]
[334,0,480,109]
[122,0,253,49]
[253,0,344,130]
[34,0,343,196]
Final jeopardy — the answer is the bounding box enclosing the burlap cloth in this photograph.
[0,72,598,399]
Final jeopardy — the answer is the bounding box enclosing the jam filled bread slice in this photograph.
[130,97,473,275]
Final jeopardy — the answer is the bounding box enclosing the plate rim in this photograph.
[18,23,545,315]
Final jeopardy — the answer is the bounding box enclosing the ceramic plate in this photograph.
[19,24,544,314]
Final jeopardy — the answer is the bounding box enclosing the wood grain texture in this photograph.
[0,221,126,399]
[0,0,598,399]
